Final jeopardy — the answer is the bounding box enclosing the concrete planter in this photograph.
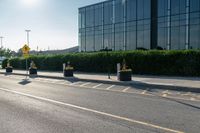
[64,69,73,77]
[6,67,13,73]
[119,70,132,81]
[29,68,37,75]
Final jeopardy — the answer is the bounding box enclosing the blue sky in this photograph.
[0,0,103,51]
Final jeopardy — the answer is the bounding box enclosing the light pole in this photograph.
[25,30,31,79]
[0,36,3,49]
[25,30,31,46]
[0,36,4,61]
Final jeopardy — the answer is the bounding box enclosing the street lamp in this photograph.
[25,30,31,79]
[0,36,3,48]
[0,36,4,61]
[25,30,31,46]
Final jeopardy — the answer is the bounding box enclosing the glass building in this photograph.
[79,0,200,52]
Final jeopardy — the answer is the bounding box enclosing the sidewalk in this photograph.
[0,69,200,92]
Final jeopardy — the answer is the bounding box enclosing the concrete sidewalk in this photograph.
[0,69,200,92]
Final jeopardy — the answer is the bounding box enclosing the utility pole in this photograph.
[25,30,31,46]
[0,36,3,49]
[0,36,4,61]
[25,30,31,79]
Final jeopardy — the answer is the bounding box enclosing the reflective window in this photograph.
[104,24,114,50]
[127,0,136,21]
[86,6,94,27]
[171,0,186,15]
[137,20,151,49]
[115,0,124,23]
[157,17,168,49]
[190,0,200,12]
[115,23,124,50]
[137,0,151,20]
[79,8,85,29]
[190,12,200,49]
[85,28,94,51]
[80,29,86,52]
[104,1,113,25]
[158,0,168,17]
[94,26,103,51]
[94,4,103,26]
[126,21,137,50]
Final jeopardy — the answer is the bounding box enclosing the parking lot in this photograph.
[1,74,199,102]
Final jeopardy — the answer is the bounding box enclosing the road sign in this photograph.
[21,44,30,55]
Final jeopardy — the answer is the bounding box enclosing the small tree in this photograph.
[0,48,13,58]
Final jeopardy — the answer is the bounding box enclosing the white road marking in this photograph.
[1,74,199,102]
[141,89,149,94]
[122,87,130,92]
[0,87,184,133]
[182,92,191,96]
[106,85,115,90]
[92,83,103,89]
[162,90,169,94]
[69,82,82,85]
[80,82,91,87]
[162,94,167,97]
[144,82,174,86]
[190,98,195,101]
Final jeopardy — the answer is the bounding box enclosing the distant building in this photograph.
[79,0,200,52]
[29,46,79,55]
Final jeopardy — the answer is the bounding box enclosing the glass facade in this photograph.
[79,0,200,52]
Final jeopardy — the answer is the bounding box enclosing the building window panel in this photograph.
[104,24,114,50]
[85,28,94,51]
[104,1,113,25]
[94,4,103,26]
[127,21,137,50]
[127,0,137,21]
[86,6,94,27]
[114,23,124,50]
[115,0,124,23]
[190,0,200,12]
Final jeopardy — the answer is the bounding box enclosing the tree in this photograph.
[0,48,13,58]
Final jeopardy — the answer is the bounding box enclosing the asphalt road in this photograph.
[0,74,200,133]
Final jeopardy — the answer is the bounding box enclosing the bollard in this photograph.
[117,63,121,80]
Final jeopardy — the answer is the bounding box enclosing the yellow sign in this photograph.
[23,53,29,58]
[21,44,30,54]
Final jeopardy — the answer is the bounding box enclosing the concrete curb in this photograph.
[0,72,199,93]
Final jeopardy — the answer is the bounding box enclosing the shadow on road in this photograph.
[165,97,200,110]
[18,79,31,85]
[148,92,200,110]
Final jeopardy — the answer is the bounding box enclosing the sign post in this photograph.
[21,44,30,79]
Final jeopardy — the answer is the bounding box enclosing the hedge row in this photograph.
[2,50,200,76]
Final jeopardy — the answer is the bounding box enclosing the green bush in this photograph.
[2,58,8,68]
[3,50,200,76]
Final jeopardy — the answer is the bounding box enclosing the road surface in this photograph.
[0,74,199,133]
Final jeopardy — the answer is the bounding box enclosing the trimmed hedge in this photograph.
[2,50,200,76]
